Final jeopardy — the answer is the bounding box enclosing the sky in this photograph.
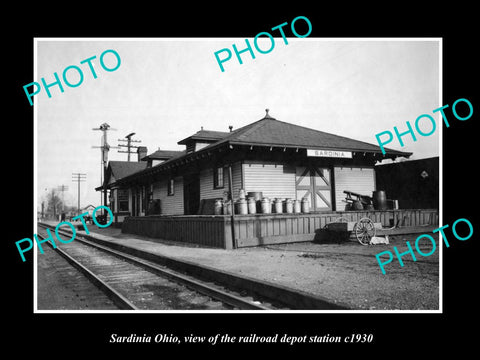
[35,38,440,210]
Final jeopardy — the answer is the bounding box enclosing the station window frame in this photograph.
[119,200,129,212]
[214,166,224,189]
[117,189,129,212]
[167,178,175,196]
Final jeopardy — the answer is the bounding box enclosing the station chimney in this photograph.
[137,146,147,162]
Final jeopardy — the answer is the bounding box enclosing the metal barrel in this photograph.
[373,190,388,210]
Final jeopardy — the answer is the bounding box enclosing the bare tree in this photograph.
[46,189,63,219]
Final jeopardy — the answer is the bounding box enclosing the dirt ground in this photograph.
[163,235,439,310]
[238,235,439,310]
[41,221,440,310]
[81,224,440,311]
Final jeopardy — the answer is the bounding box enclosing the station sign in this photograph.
[307,149,353,158]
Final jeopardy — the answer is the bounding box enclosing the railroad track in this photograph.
[36,239,120,310]
[37,224,276,311]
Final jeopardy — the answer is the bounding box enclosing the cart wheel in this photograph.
[354,218,376,245]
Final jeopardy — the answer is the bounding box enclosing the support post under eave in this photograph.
[228,164,237,249]
[103,164,108,222]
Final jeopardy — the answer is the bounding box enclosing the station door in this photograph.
[183,173,200,215]
[296,166,332,211]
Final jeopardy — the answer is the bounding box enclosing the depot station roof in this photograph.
[107,111,411,187]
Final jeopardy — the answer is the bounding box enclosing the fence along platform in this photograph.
[121,209,439,249]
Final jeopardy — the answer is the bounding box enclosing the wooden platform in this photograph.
[121,209,439,249]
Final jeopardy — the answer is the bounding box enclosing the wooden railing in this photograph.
[121,209,439,249]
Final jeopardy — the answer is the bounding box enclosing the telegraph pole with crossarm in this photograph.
[92,123,119,220]
[118,132,141,161]
[72,173,86,216]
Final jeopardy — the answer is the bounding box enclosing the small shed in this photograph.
[375,157,439,209]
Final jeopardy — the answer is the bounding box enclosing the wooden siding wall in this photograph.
[122,209,438,249]
[334,167,375,211]
[152,176,184,215]
[200,162,242,200]
[243,162,296,199]
[232,162,243,196]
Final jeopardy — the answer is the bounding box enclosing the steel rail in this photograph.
[37,231,138,310]
[38,223,270,310]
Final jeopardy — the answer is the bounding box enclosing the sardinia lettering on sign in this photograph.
[307,149,353,158]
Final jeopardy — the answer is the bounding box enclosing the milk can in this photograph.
[301,197,310,213]
[261,197,271,214]
[236,198,248,215]
[223,200,232,215]
[293,199,301,213]
[285,198,293,213]
[214,199,223,215]
[274,198,283,214]
[247,197,257,214]
[248,192,263,213]
[238,188,246,200]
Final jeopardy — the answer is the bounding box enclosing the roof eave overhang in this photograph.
[115,142,229,185]
[227,140,412,158]
[113,140,412,186]
[95,182,120,191]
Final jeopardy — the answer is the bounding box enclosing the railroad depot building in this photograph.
[98,110,438,248]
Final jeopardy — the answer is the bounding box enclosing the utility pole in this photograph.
[57,184,69,212]
[92,123,119,221]
[118,132,141,161]
[72,173,86,216]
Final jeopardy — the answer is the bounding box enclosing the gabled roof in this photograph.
[81,204,96,210]
[142,149,185,161]
[177,129,229,145]
[108,161,147,180]
[199,113,410,156]
[114,112,411,186]
[96,161,148,190]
